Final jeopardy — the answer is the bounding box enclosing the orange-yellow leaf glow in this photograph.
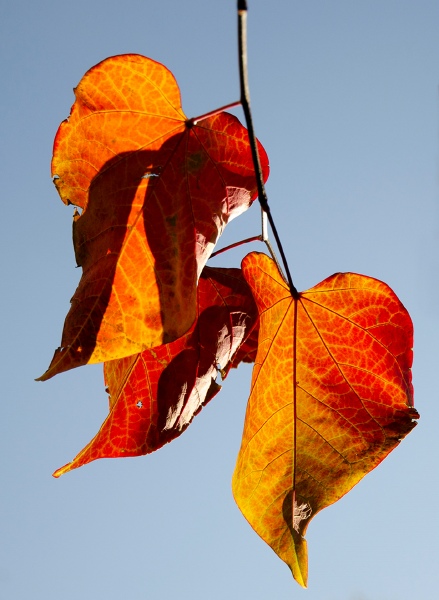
[39,54,268,381]
[53,267,257,477]
[232,252,419,587]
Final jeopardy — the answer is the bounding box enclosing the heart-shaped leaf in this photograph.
[39,54,268,380]
[233,252,419,587]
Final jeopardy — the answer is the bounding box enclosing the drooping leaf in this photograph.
[53,266,258,477]
[39,54,268,381]
[232,252,419,587]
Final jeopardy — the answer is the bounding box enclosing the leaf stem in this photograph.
[191,101,241,125]
[237,1,298,298]
[261,207,268,241]
[210,235,262,258]
[259,208,285,275]
[210,227,285,270]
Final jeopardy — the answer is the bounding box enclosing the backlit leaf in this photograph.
[230,319,259,367]
[232,252,419,587]
[39,54,268,380]
[53,267,257,477]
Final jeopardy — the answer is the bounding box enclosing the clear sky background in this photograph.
[1,1,438,598]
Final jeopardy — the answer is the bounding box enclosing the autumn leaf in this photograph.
[232,252,419,587]
[39,54,268,381]
[53,266,258,477]
[230,318,259,367]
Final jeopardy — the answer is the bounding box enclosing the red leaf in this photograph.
[53,267,257,477]
[39,54,268,381]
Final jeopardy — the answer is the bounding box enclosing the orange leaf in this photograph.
[232,252,419,587]
[39,54,268,380]
[53,266,257,477]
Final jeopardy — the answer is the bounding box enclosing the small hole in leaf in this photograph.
[136,401,143,408]
[52,174,60,182]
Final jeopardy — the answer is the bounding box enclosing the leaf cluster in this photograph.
[39,53,418,587]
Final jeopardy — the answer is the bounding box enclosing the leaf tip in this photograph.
[289,534,309,588]
[52,462,73,478]
[35,371,49,382]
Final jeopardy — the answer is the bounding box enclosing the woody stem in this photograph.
[237,0,298,298]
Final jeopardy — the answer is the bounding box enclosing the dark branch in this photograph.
[237,1,298,297]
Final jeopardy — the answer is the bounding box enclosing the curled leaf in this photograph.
[53,267,257,477]
[39,54,268,380]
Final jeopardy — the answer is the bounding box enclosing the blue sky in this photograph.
[1,1,438,598]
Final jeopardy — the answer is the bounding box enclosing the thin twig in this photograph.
[210,235,262,258]
[260,207,268,242]
[210,229,284,268]
[191,101,241,125]
[237,0,298,298]
[259,207,284,274]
